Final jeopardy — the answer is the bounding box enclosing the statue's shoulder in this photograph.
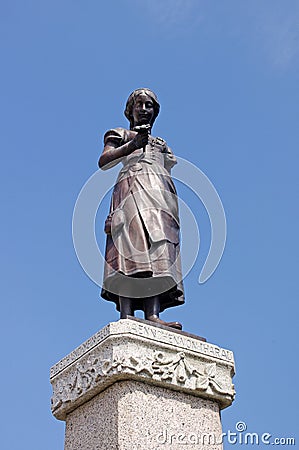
[104,127,125,143]
[104,127,133,146]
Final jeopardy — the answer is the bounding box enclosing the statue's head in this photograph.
[124,88,160,129]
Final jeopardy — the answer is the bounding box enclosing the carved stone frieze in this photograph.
[50,319,235,420]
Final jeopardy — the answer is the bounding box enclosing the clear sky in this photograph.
[1,1,299,449]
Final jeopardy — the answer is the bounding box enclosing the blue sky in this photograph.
[1,1,299,448]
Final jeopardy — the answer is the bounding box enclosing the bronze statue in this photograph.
[99,88,184,330]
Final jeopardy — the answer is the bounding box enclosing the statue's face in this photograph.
[132,93,154,127]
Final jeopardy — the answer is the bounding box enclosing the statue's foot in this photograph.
[146,315,183,330]
[166,321,183,330]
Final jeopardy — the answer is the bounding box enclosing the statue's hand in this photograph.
[130,131,149,150]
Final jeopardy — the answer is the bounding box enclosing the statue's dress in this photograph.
[101,128,184,312]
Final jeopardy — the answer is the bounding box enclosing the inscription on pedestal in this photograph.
[127,320,234,363]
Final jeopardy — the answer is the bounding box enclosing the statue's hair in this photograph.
[124,88,160,129]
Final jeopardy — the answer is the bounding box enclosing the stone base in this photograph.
[50,318,235,449]
[65,380,223,450]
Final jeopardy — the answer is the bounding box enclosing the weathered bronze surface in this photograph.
[99,88,184,329]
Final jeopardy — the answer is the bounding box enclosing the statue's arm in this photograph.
[98,128,149,170]
[98,141,135,170]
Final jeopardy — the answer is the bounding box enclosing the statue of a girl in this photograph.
[99,88,184,330]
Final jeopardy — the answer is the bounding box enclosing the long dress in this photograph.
[100,127,184,312]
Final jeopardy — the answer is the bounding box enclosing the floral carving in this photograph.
[193,362,231,394]
[51,350,234,416]
[152,351,194,383]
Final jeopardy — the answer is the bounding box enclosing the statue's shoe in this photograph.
[146,315,183,331]
[166,321,183,330]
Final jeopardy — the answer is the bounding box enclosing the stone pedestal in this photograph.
[50,318,235,450]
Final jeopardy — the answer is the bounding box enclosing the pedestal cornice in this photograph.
[50,318,235,421]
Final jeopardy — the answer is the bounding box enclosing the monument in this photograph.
[50,89,235,449]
